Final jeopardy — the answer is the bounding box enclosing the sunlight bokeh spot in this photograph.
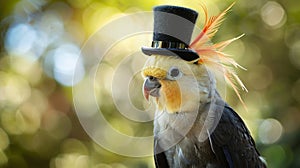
[0,72,31,106]
[5,23,37,56]
[53,153,90,168]
[261,1,286,29]
[38,11,65,44]
[51,44,85,86]
[259,118,283,144]
[61,139,89,155]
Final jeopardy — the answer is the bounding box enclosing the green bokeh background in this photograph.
[0,0,299,167]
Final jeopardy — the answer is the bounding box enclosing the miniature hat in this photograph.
[141,5,200,62]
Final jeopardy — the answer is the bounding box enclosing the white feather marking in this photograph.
[259,156,268,166]
[207,129,215,154]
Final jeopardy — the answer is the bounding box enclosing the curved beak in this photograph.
[143,76,161,101]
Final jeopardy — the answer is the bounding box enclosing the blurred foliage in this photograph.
[0,0,300,167]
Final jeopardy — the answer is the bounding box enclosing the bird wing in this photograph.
[154,138,170,168]
[210,105,266,168]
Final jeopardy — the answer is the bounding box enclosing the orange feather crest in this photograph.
[189,3,248,108]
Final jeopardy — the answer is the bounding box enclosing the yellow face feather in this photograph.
[142,55,206,113]
[142,67,167,80]
[142,65,181,113]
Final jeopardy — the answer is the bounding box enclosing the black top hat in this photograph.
[141,5,200,62]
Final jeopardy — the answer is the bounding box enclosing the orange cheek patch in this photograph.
[159,80,182,113]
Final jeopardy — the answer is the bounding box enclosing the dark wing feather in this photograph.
[154,138,170,168]
[154,152,169,168]
[211,105,266,168]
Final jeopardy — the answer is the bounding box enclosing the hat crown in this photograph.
[153,5,198,46]
[141,5,200,62]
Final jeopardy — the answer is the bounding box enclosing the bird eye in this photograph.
[167,67,182,80]
[170,68,179,77]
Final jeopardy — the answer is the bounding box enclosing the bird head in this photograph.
[142,55,214,113]
[142,3,248,113]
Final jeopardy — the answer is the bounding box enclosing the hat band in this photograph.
[151,41,188,49]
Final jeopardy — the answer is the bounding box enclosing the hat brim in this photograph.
[141,46,199,62]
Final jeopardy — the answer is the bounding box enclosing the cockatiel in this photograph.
[141,3,266,168]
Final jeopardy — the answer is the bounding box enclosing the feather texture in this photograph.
[190,3,235,47]
[189,3,247,108]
